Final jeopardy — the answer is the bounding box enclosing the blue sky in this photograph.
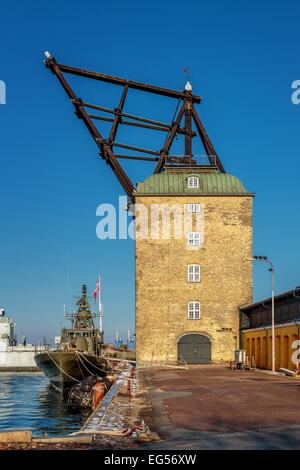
[0,0,299,344]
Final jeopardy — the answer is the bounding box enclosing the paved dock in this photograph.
[138,364,300,450]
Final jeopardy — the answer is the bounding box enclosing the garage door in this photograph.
[178,334,211,364]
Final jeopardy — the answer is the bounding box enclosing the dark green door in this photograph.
[178,334,211,364]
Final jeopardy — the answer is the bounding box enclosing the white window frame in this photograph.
[188,265,200,283]
[187,232,201,246]
[187,176,199,188]
[188,301,201,320]
[186,203,200,213]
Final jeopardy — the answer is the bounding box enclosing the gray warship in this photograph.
[34,284,112,394]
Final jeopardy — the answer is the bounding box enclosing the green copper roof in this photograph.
[136,170,253,196]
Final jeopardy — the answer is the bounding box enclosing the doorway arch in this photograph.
[178,333,211,364]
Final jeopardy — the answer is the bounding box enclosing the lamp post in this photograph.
[247,256,275,374]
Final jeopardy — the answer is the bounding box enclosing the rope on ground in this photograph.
[122,421,150,437]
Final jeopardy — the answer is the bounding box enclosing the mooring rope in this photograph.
[76,350,110,374]
[74,350,85,379]
[75,351,95,376]
[45,351,81,383]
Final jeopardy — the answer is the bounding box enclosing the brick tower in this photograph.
[135,166,254,364]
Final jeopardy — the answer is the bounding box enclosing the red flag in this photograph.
[94,277,100,306]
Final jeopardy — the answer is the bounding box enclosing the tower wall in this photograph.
[135,193,253,364]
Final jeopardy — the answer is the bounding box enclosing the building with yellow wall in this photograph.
[135,166,254,365]
[240,287,300,371]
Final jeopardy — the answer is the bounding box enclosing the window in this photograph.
[188,265,200,282]
[187,204,200,213]
[188,232,201,246]
[188,302,201,319]
[187,176,199,188]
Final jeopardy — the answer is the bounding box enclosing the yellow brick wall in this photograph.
[135,195,253,364]
[242,325,300,371]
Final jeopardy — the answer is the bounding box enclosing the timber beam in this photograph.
[44,52,226,200]
[45,61,202,103]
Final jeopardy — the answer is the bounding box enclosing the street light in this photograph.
[247,256,275,374]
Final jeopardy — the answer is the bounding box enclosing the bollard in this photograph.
[92,382,106,410]
[127,379,131,397]
[106,373,115,385]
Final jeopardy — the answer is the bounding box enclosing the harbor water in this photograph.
[0,372,90,437]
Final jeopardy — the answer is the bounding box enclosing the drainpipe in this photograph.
[263,326,268,370]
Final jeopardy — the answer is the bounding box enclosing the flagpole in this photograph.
[99,275,103,334]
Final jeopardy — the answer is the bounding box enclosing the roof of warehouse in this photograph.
[240,286,300,312]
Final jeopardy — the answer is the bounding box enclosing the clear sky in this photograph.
[0,0,299,344]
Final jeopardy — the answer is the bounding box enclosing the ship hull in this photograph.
[34,351,111,394]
